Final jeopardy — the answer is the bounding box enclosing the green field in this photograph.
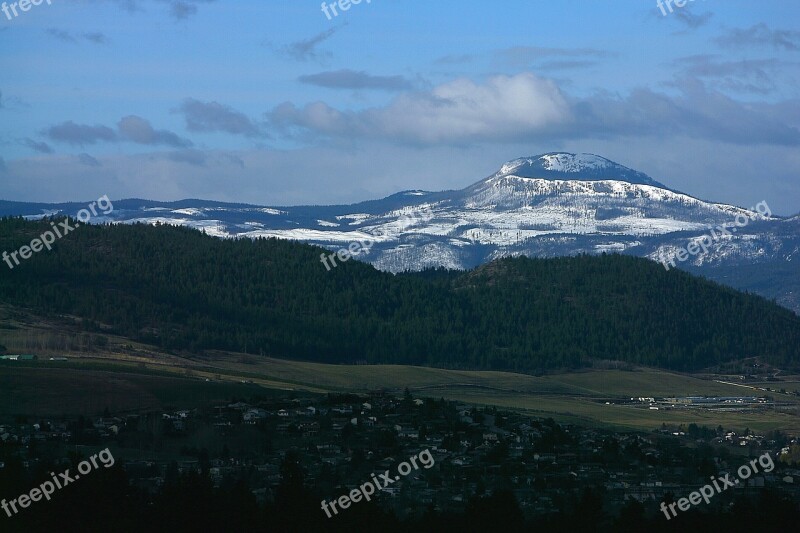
[3,354,800,434]
[0,365,269,418]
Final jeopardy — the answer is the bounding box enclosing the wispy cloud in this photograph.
[0,90,28,110]
[45,28,109,45]
[161,0,217,20]
[165,149,207,166]
[83,32,109,44]
[117,115,193,147]
[45,121,117,145]
[298,69,414,91]
[673,10,713,30]
[496,46,611,66]
[170,1,197,20]
[45,28,78,43]
[536,60,600,71]
[176,98,263,137]
[21,138,54,154]
[673,55,785,95]
[492,46,613,72]
[78,153,102,167]
[433,54,475,65]
[44,116,191,147]
[279,26,343,63]
[266,72,800,147]
[715,23,800,51]
[98,0,215,20]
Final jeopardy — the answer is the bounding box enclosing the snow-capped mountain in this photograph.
[3,152,798,312]
[490,153,668,188]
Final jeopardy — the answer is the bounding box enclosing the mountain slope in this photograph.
[2,152,797,312]
[1,218,799,373]
[488,153,669,188]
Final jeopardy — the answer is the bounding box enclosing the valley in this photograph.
[5,346,800,434]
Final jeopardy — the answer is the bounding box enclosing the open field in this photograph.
[3,305,799,431]
[430,390,800,434]
[4,350,800,433]
[0,365,269,418]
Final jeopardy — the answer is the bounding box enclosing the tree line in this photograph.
[1,217,799,373]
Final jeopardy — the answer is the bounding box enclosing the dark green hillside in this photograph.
[1,216,799,372]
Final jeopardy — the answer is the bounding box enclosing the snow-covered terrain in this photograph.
[3,152,798,312]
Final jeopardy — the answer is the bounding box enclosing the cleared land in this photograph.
[3,352,800,434]
[0,365,268,417]
[3,306,798,431]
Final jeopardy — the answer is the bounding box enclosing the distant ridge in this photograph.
[1,152,797,313]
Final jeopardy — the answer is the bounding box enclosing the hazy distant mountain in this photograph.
[3,152,798,312]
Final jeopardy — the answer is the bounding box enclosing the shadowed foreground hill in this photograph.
[1,217,799,373]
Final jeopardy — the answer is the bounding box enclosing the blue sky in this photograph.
[1,0,799,214]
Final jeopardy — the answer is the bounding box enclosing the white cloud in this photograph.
[269,73,571,144]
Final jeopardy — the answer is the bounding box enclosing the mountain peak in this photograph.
[493,152,668,189]
[500,153,612,175]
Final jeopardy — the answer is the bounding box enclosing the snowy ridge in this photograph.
[490,152,668,188]
[499,153,612,176]
[3,152,797,312]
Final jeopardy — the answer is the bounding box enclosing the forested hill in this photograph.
[1,216,799,373]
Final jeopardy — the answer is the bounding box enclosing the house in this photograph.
[299,422,319,437]
[95,417,123,430]
[396,426,419,439]
[243,408,268,424]
[0,354,38,361]
[317,444,341,456]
